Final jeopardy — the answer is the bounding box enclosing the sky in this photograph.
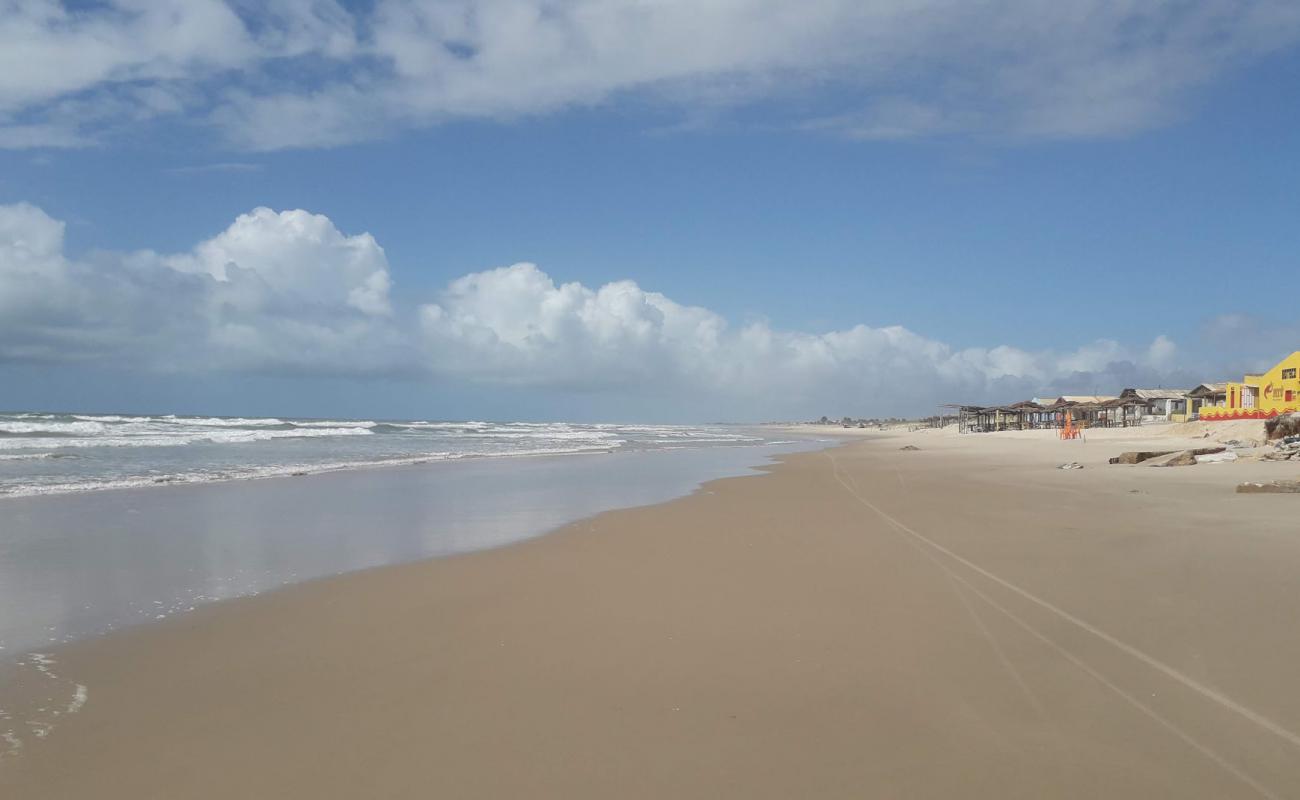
[1,0,1299,422]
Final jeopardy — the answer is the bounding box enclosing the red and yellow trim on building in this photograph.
[1199,407,1297,421]
[1198,350,1300,421]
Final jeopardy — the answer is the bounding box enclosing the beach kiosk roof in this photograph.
[1054,395,1118,406]
[1120,388,1189,401]
[1007,400,1044,410]
[1187,383,1228,398]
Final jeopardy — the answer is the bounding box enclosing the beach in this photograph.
[4,426,1300,798]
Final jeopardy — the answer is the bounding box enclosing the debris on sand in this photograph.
[1237,480,1300,494]
[1262,437,1300,462]
[1109,450,1177,465]
[899,445,921,451]
[1195,451,1238,464]
[1144,447,1227,467]
[1058,462,1084,470]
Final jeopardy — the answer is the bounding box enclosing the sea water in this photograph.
[0,412,825,655]
[0,411,783,497]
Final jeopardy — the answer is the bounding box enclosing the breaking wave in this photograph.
[0,412,777,499]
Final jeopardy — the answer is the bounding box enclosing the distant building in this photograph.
[1119,388,1189,421]
[1201,351,1300,420]
[1183,383,1229,421]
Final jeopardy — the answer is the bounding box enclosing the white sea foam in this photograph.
[0,425,375,451]
[1,729,22,756]
[0,442,622,497]
[0,412,781,498]
[0,653,87,755]
[161,415,288,426]
[67,684,87,714]
[291,420,376,428]
[0,420,110,436]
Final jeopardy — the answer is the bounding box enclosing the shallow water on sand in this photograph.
[0,440,823,657]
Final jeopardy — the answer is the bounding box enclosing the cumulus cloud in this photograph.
[0,203,404,373]
[3,1,1299,149]
[162,207,394,316]
[420,264,726,389]
[0,201,1227,417]
[415,262,1192,415]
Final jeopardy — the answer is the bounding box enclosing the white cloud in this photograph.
[0,201,65,278]
[162,207,394,316]
[0,0,254,109]
[0,122,90,149]
[165,162,263,175]
[417,262,1188,416]
[0,202,402,373]
[0,201,1240,417]
[0,0,355,146]
[420,263,727,389]
[2,1,1299,149]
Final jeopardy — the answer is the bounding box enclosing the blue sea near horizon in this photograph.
[0,412,828,658]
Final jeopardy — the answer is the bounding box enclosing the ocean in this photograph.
[0,412,825,656]
[0,411,789,497]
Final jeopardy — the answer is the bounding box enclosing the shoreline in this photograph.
[0,438,827,658]
[5,430,1300,797]
[1,428,807,502]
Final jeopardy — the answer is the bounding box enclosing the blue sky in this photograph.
[2,1,1299,421]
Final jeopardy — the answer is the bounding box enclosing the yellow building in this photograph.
[1200,351,1300,420]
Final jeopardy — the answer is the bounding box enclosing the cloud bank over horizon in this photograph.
[3,1,1299,150]
[2,201,1256,419]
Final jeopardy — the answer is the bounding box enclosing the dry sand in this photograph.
[4,428,1300,798]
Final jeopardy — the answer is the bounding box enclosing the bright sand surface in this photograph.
[4,424,1300,798]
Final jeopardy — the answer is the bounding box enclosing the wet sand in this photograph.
[0,442,819,655]
[4,429,1300,798]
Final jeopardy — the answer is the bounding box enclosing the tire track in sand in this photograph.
[826,451,1294,799]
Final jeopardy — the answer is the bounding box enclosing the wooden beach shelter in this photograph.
[1186,383,1229,419]
[1119,388,1190,421]
[948,401,1046,433]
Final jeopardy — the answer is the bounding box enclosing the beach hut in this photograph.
[1118,388,1189,422]
[1007,400,1048,429]
[948,405,984,433]
[1042,397,1136,429]
[1039,397,1106,429]
[949,403,1034,433]
[1186,383,1229,419]
[1099,397,1146,427]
